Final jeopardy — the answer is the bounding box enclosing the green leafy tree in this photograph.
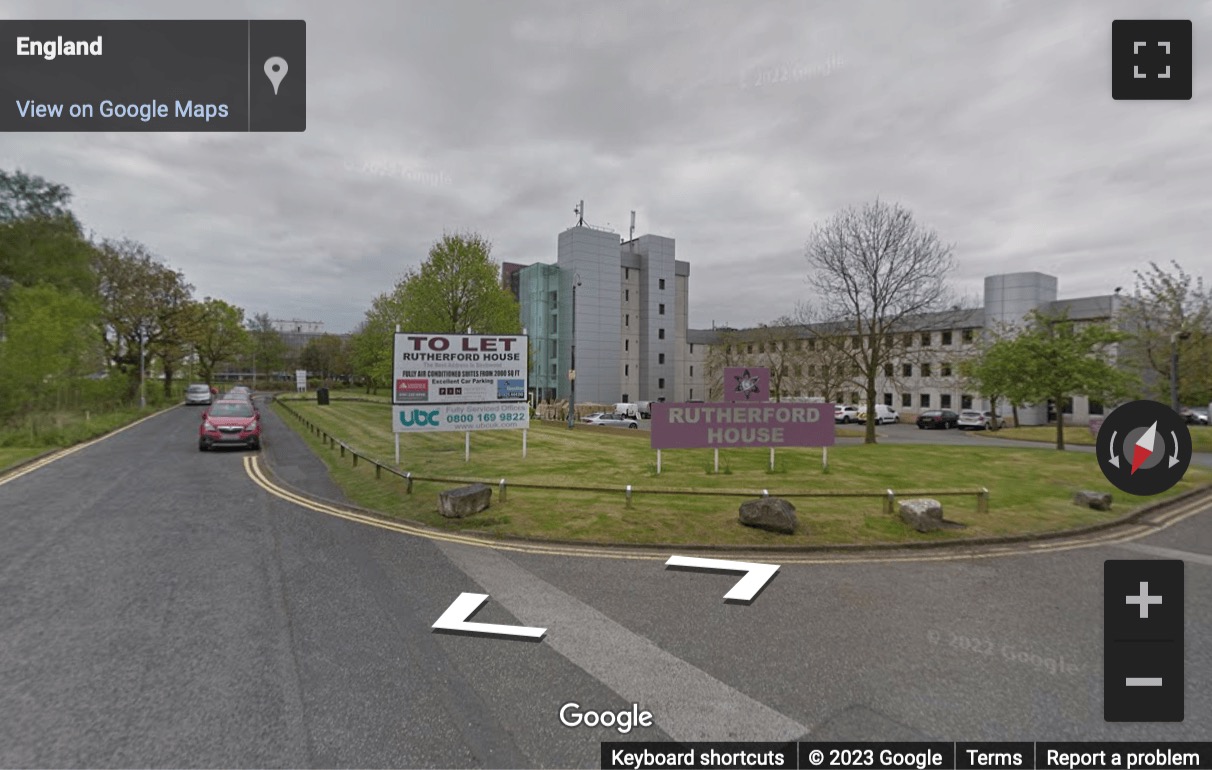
[397,232,521,334]
[299,333,349,382]
[0,284,101,420]
[1119,261,1211,407]
[1009,310,1134,450]
[0,170,96,319]
[245,312,289,387]
[92,239,194,397]
[186,298,249,384]
[350,291,403,393]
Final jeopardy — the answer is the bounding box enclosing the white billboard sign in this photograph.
[392,333,527,405]
[295,369,307,392]
[392,403,530,433]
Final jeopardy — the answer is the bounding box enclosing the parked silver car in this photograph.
[957,409,1006,430]
[184,383,213,405]
[584,413,640,429]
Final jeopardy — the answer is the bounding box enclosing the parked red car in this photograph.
[199,399,261,451]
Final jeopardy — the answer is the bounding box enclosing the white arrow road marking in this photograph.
[1108,430,1120,467]
[664,555,780,602]
[1169,431,1181,468]
[433,592,547,639]
[435,542,807,743]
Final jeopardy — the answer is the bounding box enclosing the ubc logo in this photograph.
[399,409,440,427]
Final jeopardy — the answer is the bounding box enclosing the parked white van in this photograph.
[858,404,899,424]
[614,402,641,419]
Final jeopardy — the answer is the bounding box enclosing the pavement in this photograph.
[1,397,1209,767]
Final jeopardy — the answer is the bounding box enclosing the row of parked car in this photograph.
[186,384,263,451]
[834,403,1007,430]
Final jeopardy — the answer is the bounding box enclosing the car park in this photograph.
[184,383,213,405]
[834,405,861,424]
[199,399,262,450]
[957,409,1006,430]
[584,413,640,429]
[858,404,899,425]
[916,409,960,429]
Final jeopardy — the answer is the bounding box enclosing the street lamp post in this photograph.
[567,273,581,430]
[1170,330,1191,412]
[138,331,147,409]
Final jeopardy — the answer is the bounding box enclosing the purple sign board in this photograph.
[724,366,769,402]
[650,402,836,449]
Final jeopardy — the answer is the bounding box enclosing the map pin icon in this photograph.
[264,57,288,95]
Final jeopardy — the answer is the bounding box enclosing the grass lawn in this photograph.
[980,425,1212,454]
[0,447,48,472]
[272,398,1212,547]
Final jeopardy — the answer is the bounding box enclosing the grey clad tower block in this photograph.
[556,225,623,404]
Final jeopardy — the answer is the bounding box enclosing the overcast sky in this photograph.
[6,0,1210,333]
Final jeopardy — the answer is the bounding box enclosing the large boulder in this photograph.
[438,483,492,518]
[899,498,945,532]
[1073,490,1112,511]
[739,497,798,535]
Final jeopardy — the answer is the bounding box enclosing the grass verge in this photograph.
[272,398,1212,547]
[978,425,1212,454]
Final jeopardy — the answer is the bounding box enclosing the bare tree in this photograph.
[804,199,959,443]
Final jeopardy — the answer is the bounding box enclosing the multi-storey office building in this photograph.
[515,222,690,405]
[683,272,1122,426]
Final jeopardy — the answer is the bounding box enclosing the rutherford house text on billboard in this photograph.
[649,402,836,449]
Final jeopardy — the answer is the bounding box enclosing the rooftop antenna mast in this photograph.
[629,210,636,256]
[574,200,584,227]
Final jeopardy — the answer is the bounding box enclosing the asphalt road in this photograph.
[1,401,1209,768]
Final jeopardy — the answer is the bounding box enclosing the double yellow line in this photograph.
[243,456,1212,565]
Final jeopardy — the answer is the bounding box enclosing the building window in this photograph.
[903,333,914,347]
[625,339,629,351]
[658,378,665,389]
[961,394,973,409]
[689,344,694,354]
[940,394,952,409]
[625,314,629,327]
[794,364,802,377]
[962,328,975,343]
[659,303,665,315]
[902,363,913,377]
[690,389,694,399]
[942,330,953,345]
[921,332,931,346]
[941,362,951,377]
[1062,399,1073,414]
[551,363,557,376]
[659,278,665,290]
[920,393,931,408]
[884,363,893,377]
[808,365,817,377]
[921,363,932,377]
[625,289,629,302]
[690,366,694,376]
[1090,400,1104,415]
[625,364,629,376]
[658,328,665,340]
[884,393,893,406]
[850,391,859,403]
[759,343,765,353]
[658,353,665,364]
[807,339,816,351]
[902,393,912,408]
[625,268,629,279]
